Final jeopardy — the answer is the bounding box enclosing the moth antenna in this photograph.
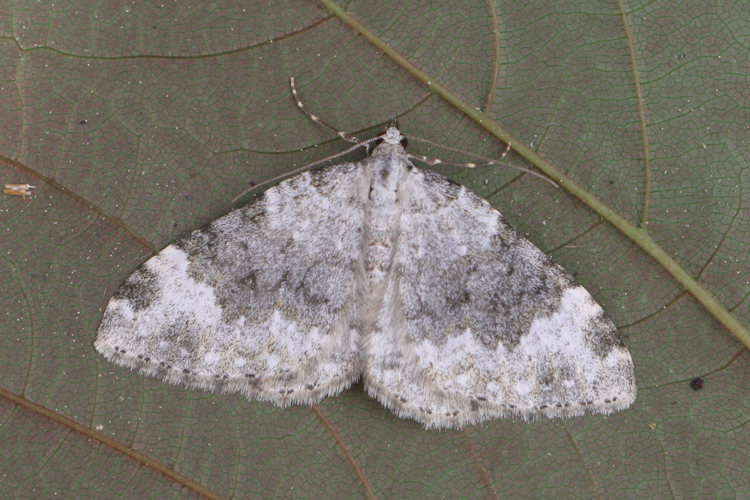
[290,77,361,143]
[406,137,558,188]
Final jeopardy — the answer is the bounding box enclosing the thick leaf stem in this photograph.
[319,0,750,350]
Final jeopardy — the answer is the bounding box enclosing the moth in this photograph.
[96,81,635,429]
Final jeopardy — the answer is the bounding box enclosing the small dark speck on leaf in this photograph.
[690,377,704,391]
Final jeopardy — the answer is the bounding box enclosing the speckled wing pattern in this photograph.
[96,162,368,406]
[96,126,636,429]
[362,169,636,428]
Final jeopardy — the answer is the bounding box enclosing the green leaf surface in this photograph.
[1,1,748,498]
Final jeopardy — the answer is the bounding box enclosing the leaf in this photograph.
[1,1,748,498]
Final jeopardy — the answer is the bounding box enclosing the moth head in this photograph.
[381,120,407,149]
